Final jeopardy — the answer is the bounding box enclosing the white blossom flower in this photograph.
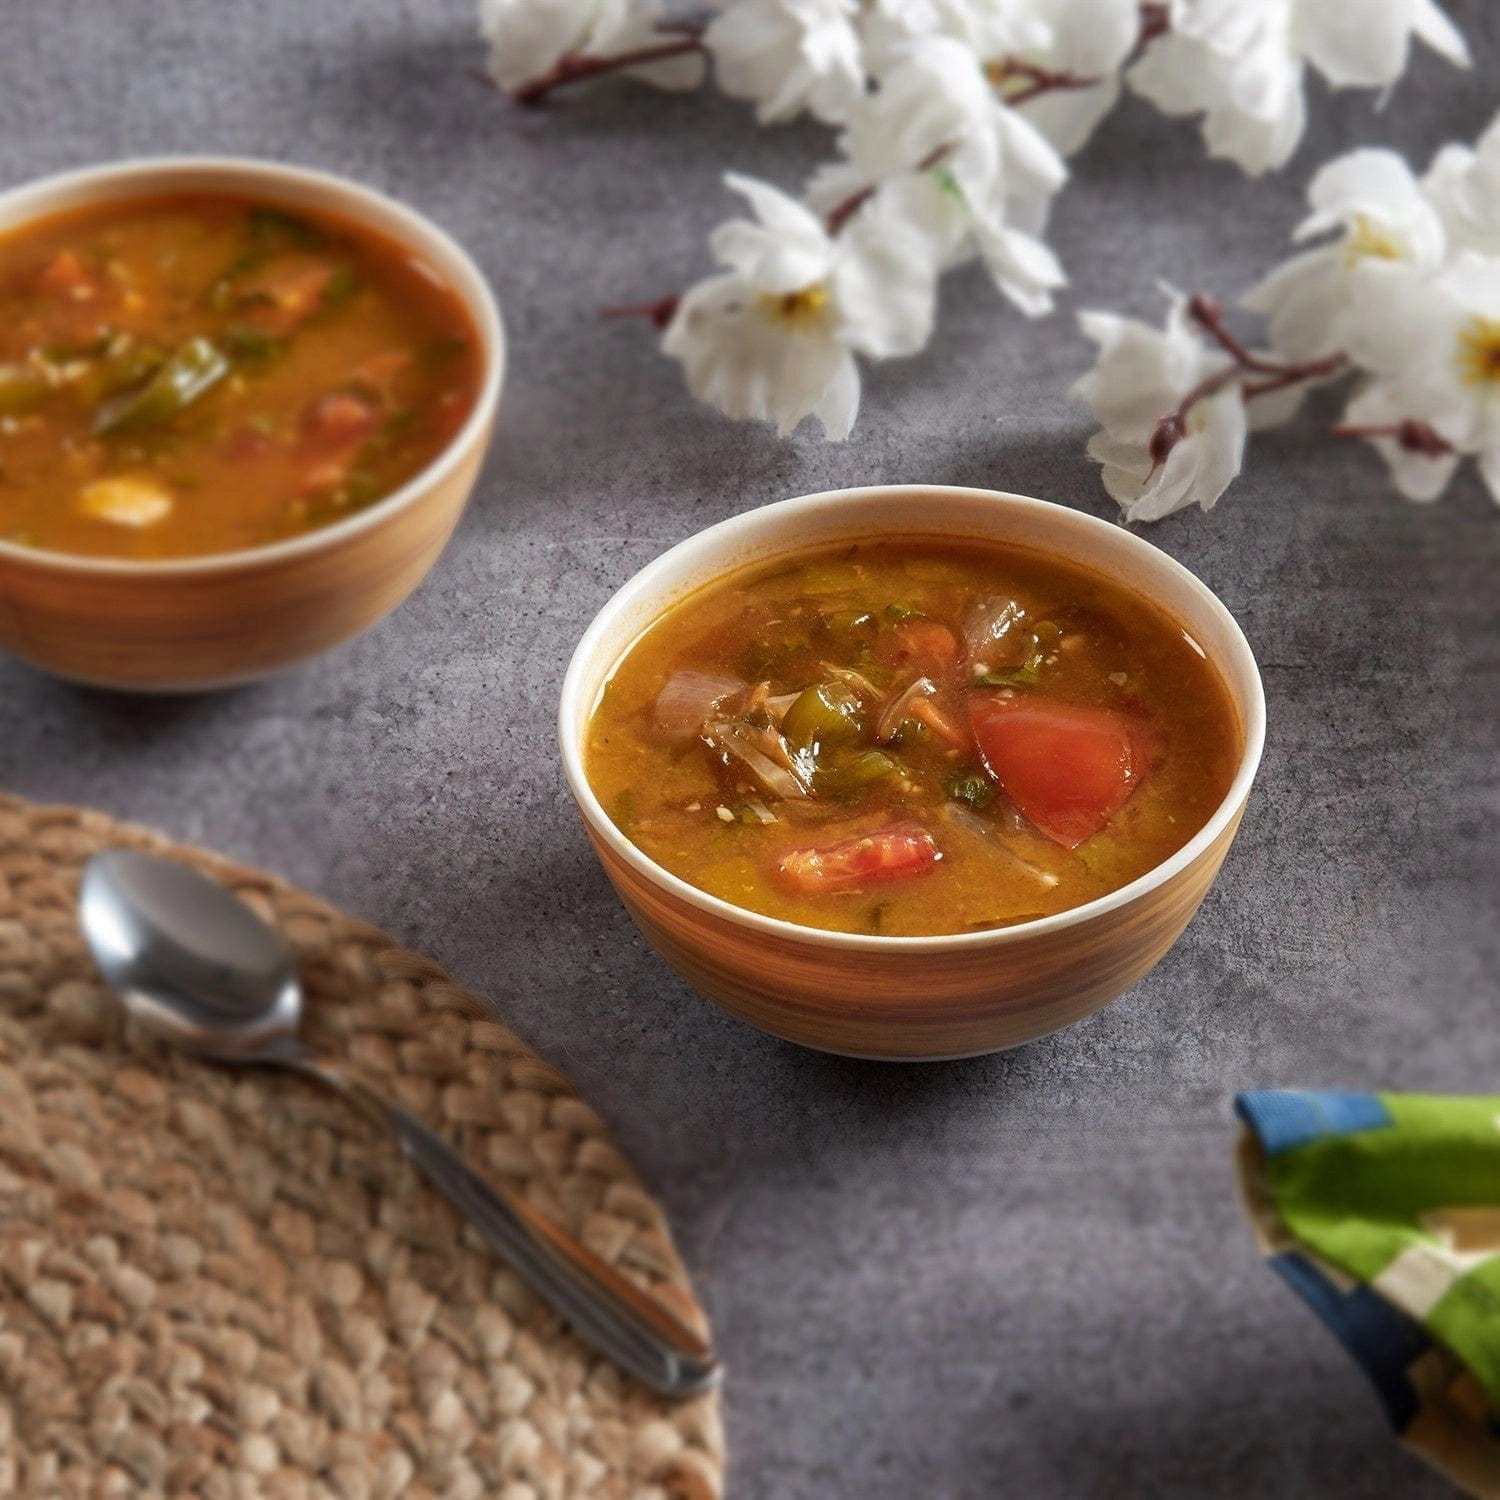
[662,174,938,439]
[1128,0,1469,176]
[809,37,1068,314]
[705,0,865,125]
[1001,0,1142,157]
[1072,296,1246,521]
[1341,253,1500,502]
[1243,148,1448,361]
[480,0,704,93]
[858,0,1051,75]
[1422,110,1500,258]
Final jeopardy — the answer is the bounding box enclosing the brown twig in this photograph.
[511,32,704,106]
[1330,419,1454,457]
[1143,292,1352,471]
[989,57,1101,107]
[601,294,681,330]
[824,141,955,235]
[1128,3,1171,65]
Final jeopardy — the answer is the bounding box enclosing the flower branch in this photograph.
[480,0,1477,473]
[1330,420,1455,459]
[1076,110,1500,521]
[509,29,705,106]
[601,294,681,330]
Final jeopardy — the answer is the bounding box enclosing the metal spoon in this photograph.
[78,849,719,1398]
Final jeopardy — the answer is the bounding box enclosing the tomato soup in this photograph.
[585,539,1242,937]
[0,192,482,559]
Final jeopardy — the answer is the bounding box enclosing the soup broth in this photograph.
[586,538,1242,937]
[0,192,482,559]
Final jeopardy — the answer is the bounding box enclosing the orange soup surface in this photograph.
[0,192,482,559]
[586,539,1242,937]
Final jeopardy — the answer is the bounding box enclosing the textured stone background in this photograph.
[2,5,1497,1495]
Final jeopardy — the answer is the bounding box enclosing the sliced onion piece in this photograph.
[704,718,808,799]
[876,676,938,743]
[654,671,745,740]
[962,596,1026,669]
[820,662,882,701]
[942,804,1061,888]
[875,676,966,747]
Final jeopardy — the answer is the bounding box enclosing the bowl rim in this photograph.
[0,154,504,576]
[560,484,1266,954]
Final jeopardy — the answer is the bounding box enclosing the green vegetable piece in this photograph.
[884,602,918,622]
[224,326,285,361]
[321,265,359,306]
[976,661,1043,689]
[947,771,994,809]
[40,329,114,363]
[247,206,323,249]
[342,471,383,507]
[815,750,899,797]
[781,681,861,756]
[0,364,51,416]
[825,606,876,636]
[93,337,230,436]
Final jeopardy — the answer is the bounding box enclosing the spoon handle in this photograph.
[293,1052,720,1399]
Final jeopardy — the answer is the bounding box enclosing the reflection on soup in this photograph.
[0,192,482,559]
[586,539,1242,937]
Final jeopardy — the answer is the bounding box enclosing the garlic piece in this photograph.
[78,475,173,527]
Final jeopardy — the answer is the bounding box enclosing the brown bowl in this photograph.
[560,485,1266,1060]
[0,158,503,690]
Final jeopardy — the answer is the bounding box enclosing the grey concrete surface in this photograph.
[2,5,1497,1496]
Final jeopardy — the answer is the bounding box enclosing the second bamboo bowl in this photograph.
[560,485,1266,1061]
[0,157,503,691]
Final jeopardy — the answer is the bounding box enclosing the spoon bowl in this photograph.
[80,849,302,1060]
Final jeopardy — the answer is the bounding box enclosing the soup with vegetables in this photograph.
[0,193,481,559]
[586,539,1241,937]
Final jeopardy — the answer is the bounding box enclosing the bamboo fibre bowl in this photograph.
[560,485,1266,1061]
[0,158,503,690]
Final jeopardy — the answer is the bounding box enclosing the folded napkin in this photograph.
[1236,1090,1500,1497]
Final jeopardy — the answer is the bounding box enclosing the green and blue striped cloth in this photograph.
[1236,1090,1500,1497]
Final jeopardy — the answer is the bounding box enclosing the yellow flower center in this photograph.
[757,284,831,331]
[1457,316,1500,386]
[1344,213,1404,265]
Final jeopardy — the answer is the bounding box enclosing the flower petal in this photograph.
[834,203,939,359]
[711,174,835,292]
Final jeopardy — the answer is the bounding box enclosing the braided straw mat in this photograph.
[0,794,723,1500]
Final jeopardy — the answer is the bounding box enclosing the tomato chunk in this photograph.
[302,390,379,450]
[778,823,940,894]
[245,260,337,332]
[298,390,380,493]
[38,249,94,299]
[891,616,961,674]
[351,348,412,401]
[969,696,1156,848]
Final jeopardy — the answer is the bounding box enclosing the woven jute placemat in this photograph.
[0,793,723,1500]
